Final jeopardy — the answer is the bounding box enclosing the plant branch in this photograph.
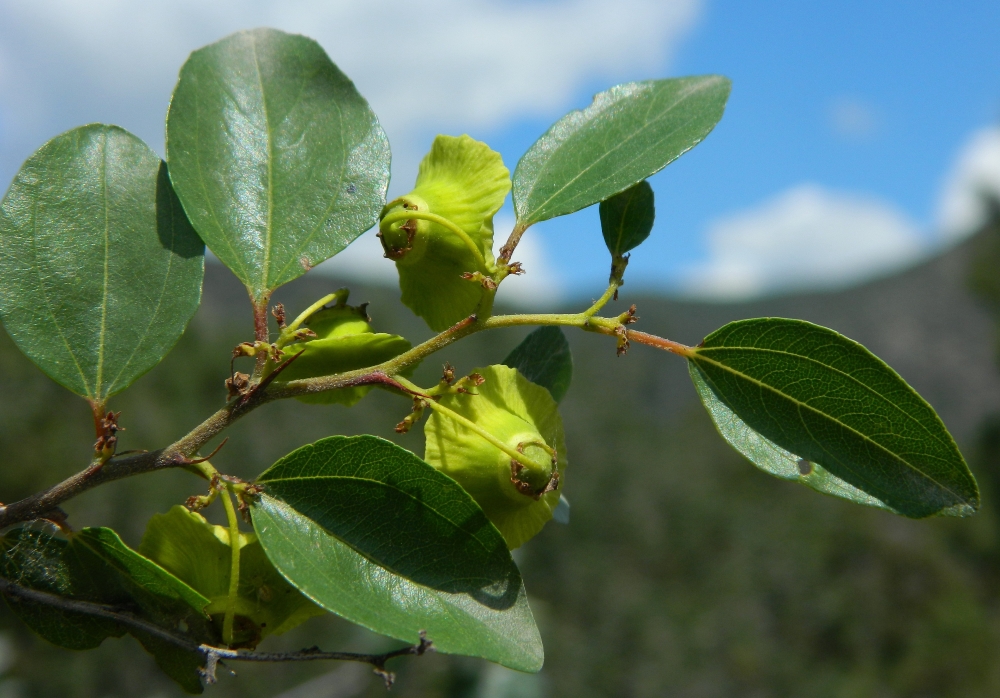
[498,221,529,264]
[583,282,620,318]
[0,311,689,529]
[0,577,431,688]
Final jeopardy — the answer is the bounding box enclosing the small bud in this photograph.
[423,365,567,549]
[379,135,511,331]
[271,303,287,329]
[226,372,250,400]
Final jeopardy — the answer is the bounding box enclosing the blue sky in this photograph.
[2,1,1000,302]
[476,1,1000,297]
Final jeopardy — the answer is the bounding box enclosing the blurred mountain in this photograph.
[3,216,1000,698]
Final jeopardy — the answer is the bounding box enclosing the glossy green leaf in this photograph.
[502,326,573,403]
[600,181,654,257]
[512,75,729,227]
[252,435,543,672]
[690,363,896,513]
[0,124,205,402]
[687,318,979,518]
[166,28,390,301]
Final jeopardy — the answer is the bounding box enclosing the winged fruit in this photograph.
[379,135,511,331]
[139,506,322,648]
[424,365,567,549]
[274,301,412,406]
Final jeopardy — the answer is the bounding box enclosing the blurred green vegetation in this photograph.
[4,214,1000,696]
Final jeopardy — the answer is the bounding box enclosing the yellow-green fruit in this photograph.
[380,134,511,331]
[424,365,567,549]
[304,304,372,338]
[139,506,323,648]
[275,304,412,406]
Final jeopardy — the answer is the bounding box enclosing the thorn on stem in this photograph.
[181,438,229,465]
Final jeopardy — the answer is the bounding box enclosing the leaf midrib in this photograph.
[689,351,971,504]
[95,130,110,402]
[697,343,953,451]
[251,36,274,298]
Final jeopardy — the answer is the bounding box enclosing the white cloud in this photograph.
[936,126,1000,240]
[682,185,924,299]
[315,214,564,309]
[0,0,700,184]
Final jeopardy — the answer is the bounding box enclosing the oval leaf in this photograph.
[690,363,897,513]
[600,180,654,257]
[251,435,543,672]
[0,125,205,402]
[166,28,391,301]
[502,326,573,403]
[512,75,730,227]
[687,318,979,518]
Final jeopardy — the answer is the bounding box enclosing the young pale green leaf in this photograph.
[139,505,323,643]
[689,363,896,513]
[166,28,390,301]
[512,76,729,228]
[600,181,655,257]
[0,124,205,403]
[251,435,543,672]
[502,326,573,403]
[687,318,979,518]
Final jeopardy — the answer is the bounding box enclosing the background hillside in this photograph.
[3,215,1000,698]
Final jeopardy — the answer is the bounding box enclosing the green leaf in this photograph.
[599,181,655,257]
[252,435,543,672]
[687,318,979,518]
[689,363,896,513]
[502,326,573,403]
[0,124,205,402]
[0,527,214,693]
[72,527,211,620]
[0,529,123,650]
[512,75,730,227]
[166,28,390,301]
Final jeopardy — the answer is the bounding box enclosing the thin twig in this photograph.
[0,577,431,688]
[0,311,689,530]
